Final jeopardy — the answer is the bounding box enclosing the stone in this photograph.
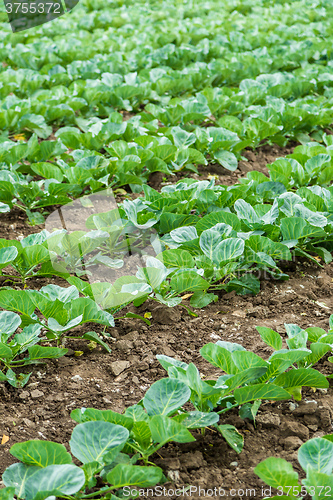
[283,436,303,451]
[116,340,134,353]
[231,310,246,318]
[110,361,130,376]
[102,397,112,404]
[167,470,180,482]
[256,413,281,428]
[71,375,83,382]
[22,418,35,428]
[137,362,149,372]
[19,391,30,400]
[311,431,326,439]
[281,450,299,462]
[30,390,44,399]
[114,372,128,382]
[54,394,65,402]
[159,345,177,357]
[128,355,140,364]
[27,382,39,389]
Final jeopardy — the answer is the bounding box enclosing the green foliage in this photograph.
[156,318,331,451]
[96,176,332,298]
[0,285,113,386]
[1,0,333,496]
[0,376,220,498]
[1,0,333,220]
[5,171,326,302]
[255,434,333,499]
[1,317,332,496]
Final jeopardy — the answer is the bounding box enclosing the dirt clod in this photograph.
[283,436,304,450]
[256,413,281,428]
[152,305,181,324]
[281,420,310,441]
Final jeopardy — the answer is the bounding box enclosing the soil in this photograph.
[1,143,333,500]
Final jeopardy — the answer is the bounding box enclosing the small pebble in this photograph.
[22,418,34,428]
[19,391,30,400]
[30,390,44,399]
[168,470,180,482]
[27,382,39,388]
[110,360,130,376]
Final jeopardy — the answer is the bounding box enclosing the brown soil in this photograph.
[1,142,333,499]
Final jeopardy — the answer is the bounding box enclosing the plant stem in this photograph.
[217,403,238,415]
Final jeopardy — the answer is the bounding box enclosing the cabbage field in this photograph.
[0,0,333,498]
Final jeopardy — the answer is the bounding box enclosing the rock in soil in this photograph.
[109,361,130,376]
